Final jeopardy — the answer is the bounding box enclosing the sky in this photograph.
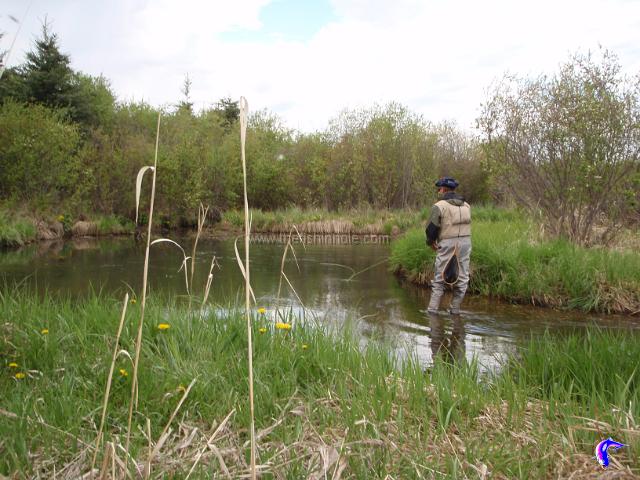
[1,0,640,133]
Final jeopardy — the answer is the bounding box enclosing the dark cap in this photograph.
[435,177,459,189]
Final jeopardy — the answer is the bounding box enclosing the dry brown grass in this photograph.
[14,391,640,479]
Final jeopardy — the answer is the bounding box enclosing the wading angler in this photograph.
[425,177,472,315]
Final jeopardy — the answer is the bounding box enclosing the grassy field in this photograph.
[390,210,640,314]
[1,291,639,478]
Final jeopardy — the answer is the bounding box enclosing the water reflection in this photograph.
[428,314,466,363]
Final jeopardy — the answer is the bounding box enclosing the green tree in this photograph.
[0,100,81,204]
[216,96,239,128]
[69,73,116,128]
[479,50,640,245]
[177,74,193,114]
[20,21,75,110]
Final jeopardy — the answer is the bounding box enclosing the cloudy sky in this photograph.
[2,0,640,132]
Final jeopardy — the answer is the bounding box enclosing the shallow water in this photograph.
[2,236,639,368]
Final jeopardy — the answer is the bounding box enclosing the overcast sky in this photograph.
[2,0,640,132]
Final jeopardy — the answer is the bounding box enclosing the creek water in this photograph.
[2,236,639,369]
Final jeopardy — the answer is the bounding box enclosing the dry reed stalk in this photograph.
[274,228,304,321]
[125,112,161,461]
[90,293,129,475]
[200,255,219,316]
[185,409,236,479]
[145,378,197,477]
[239,96,257,480]
[149,238,191,295]
[234,237,257,305]
[189,204,209,304]
[0,0,33,82]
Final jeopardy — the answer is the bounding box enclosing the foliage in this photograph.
[479,49,640,245]
[0,210,36,248]
[0,100,81,204]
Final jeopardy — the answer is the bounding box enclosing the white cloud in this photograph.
[2,0,640,132]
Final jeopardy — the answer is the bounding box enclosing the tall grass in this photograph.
[0,209,36,248]
[95,215,134,236]
[390,218,640,314]
[221,205,524,237]
[1,290,639,477]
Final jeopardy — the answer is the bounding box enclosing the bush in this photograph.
[479,50,640,245]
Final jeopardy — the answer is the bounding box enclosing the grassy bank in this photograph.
[0,210,37,248]
[390,216,640,314]
[222,207,425,235]
[0,208,135,248]
[1,292,639,478]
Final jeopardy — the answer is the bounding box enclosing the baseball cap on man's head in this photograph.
[435,177,459,189]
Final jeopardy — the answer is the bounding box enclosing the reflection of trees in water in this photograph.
[429,314,465,363]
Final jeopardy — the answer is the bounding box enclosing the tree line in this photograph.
[1,23,638,244]
[0,24,488,223]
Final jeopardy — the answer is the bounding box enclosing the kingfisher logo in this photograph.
[595,438,626,468]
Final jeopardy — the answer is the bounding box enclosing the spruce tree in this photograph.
[20,20,74,109]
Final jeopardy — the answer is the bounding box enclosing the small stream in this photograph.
[2,236,639,368]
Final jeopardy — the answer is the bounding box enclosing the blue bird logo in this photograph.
[595,438,626,468]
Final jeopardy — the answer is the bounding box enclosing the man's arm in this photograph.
[425,205,441,250]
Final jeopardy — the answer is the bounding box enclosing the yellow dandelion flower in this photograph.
[57,215,65,222]
[177,384,186,393]
[130,298,137,304]
[258,327,267,334]
[8,362,18,368]
[257,307,266,314]
[15,372,26,380]
[302,344,308,350]
[275,322,292,331]
[157,323,170,330]
[119,369,128,377]
[41,328,49,335]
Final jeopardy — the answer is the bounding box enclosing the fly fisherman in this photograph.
[425,177,472,314]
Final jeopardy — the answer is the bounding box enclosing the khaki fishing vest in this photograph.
[435,200,471,240]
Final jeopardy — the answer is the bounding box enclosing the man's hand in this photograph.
[430,243,439,251]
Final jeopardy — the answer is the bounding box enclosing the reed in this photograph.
[238,96,257,479]
[90,293,129,474]
[125,112,161,463]
[189,203,209,310]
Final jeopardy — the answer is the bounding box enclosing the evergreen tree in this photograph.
[216,96,239,127]
[177,73,193,114]
[20,20,75,109]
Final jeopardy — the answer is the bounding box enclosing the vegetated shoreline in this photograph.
[390,223,640,315]
[1,291,639,478]
[0,207,420,250]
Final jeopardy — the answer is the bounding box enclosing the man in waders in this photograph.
[425,177,471,315]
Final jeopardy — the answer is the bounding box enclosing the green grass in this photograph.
[95,214,135,236]
[222,205,525,236]
[1,290,639,477]
[390,217,640,314]
[0,210,36,248]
